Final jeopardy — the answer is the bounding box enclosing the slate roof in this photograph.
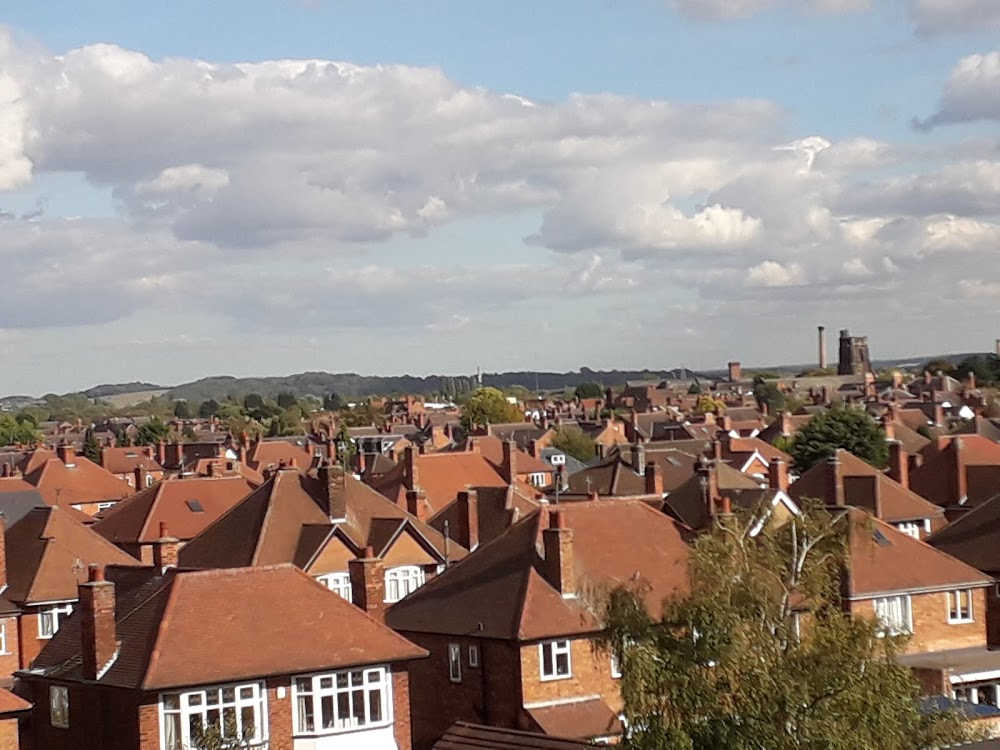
[29,564,427,690]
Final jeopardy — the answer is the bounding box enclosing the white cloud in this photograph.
[911,0,1000,35]
[916,51,1000,129]
[746,260,806,287]
[668,0,867,20]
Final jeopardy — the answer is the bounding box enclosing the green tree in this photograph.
[753,376,786,414]
[788,407,888,472]
[136,416,171,446]
[0,415,41,447]
[323,392,344,412]
[276,391,298,410]
[460,387,522,430]
[82,428,101,463]
[198,399,220,419]
[923,358,957,376]
[694,394,725,415]
[549,426,597,463]
[182,425,198,441]
[602,503,969,750]
[243,393,266,412]
[173,400,192,419]
[574,381,604,400]
[955,354,1000,387]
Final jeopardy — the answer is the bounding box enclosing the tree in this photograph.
[694,394,725,415]
[243,393,266,412]
[136,417,171,446]
[788,408,888,472]
[276,391,298,410]
[198,399,220,419]
[753,376,786,414]
[0,415,40,447]
[550,426,598,463]
[955,354,1000,387]
[574,381,604,400]
[923,358,957,376]
[323,392,344,412]
[460,387,522,430]
[173,400,192,419]
[82,428,101,463]
[602,503,969,750]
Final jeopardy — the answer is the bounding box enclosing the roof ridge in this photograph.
[250,477,281,567]
[135,483,166,543]
[140,573,182,690]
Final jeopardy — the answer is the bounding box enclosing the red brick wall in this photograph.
[850,587,988,654]
[17,612,50,671]
[519,637,621,712]
[392,666,413,750]
[0,718,20,750]
[0,617,20,683]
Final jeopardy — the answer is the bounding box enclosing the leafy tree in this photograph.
[796,367,835,377]
[339,401,381,428]
[687,383,701,395]
[136,416,171,446]
[82,428,101,463]
[182,425,198,441]
[955,354,1000,387]
[549,426,597,463]
[574,381,604,400]
[753,376,786,414]
[173,400,192,419]
[243,393,266,412]
[923,358,957,376]
[602,503,970,750]
[460,387,522,430]
[789,408,888,472]
[0,415,41,447]
[694,394,725,415]
[276,391,298,410]
[198,399,220,419]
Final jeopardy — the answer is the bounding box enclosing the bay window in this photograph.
[160,682,266,749]
[384,566,425,603]
[293,667,391,735]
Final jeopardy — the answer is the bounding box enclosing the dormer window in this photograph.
[384,566,425,603]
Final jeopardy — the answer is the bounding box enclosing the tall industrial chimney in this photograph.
[818,326,827,370]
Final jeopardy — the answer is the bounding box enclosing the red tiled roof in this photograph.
[911,435,1000,507]
[525,698,623,740]
[4,506,142,606]
[99,447,165,476]
[30,564,427,690]
[93,475,256,544]
[372,452,513,515]
[387,501,690,640]
[21,450,134,507]
[0,688,30,715]
[928,496,1000,575]
[246,439,314,472]
[434,722,594,750]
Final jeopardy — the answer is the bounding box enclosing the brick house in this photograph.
[909,435,1000,519]
[386,501,691,749]
[92,474,257,563]
[789,449,946,540]
[2,507,142,678]
[179,463,464,603]
[99,447,166,490]
[19,561,426,750]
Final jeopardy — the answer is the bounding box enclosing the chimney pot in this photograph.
[501,440,518,485]
[79,564,117,680]
[348,549,386,622]
[768,456,789,493]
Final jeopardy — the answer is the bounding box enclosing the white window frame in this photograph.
[610,652,622,679]
[159,682,267,750]
[38,603,74,639]
[873,595,912,635]
[50,685,69,728]
[948,589,974,624]
[0,620,8,655]
[316,573,353,603]
[539,640,572,681]
[448,643,462,683]
[384,566,425,603]
[897,522,921,539]
[468,645,479,668]
[292,667,392,736]
[529,472,546,487]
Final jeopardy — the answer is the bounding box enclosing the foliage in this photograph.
[796,367,835,377]
[601,503,970,750]
[188,712,265,750]
[322,392,343,412]
[82,428,101,463]
[574,381,604,400]
[173,400,193,419]
[460,387,523,430]
[694,394,725,415]
[339,401,382,428]
[753,377,786,414]
[550,426,597,463]
[922,358,957,376]
[136,417,171,446]
[788,408,888,472]
[687,382,701,395]
[0,415,41,447]
[276,391,298,409]
[198,399,220,419]
[955,354,1000,387]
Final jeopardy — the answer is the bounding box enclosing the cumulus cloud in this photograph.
[915,52,1000,129]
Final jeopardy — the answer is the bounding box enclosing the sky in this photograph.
[1,0,1000,395]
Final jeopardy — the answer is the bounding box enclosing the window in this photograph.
[873,595,912,635]
[38,603,74,639]
[145,474,155,488]
[897,522,921,539]
[292,668,390,735]
[610,652,622,679]
[948,589,974,623]
[97,501,116,512]
[448,643,462,683]
[316,573,353,603]
[539,640,572,681]
[0,621,7,655]
[468,645,479,668]
[160,683,266,750]
[49,686,69,728]
[529,473,546,488]
[384,566,425,603]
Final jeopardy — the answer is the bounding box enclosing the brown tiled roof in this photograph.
[0,688,30,715]
[724,436,791,467]
[910,436,1000,507]
[559,455,646,497]
[842,508,991,599]
[387,501,690,640]
[431,485,542,548]
[21,451,134,507]
[246,438,315,472]
[758,414,814,444]
[99,447,165,476]
[30,564,427,689]
[789,450,944,524]
[525,698,623,740]
[372,452,514,516]
[180,469,464,570]
[93,476,256,545]
[927,495,1000,575]
[458,436,552,476]
[950,416,1000,442]
[891,421,931,455]
[5,506,142,606]
[434,722,594,750]
[662,462,764,530]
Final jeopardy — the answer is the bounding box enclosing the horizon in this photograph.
[2,3,1000,394]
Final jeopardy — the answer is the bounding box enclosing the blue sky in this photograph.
[1,1,1000,394]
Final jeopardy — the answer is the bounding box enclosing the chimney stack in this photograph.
[881,413,895,441]
[632,443,646,475]
[403,446,419,492]
[317,461,347,521]
[828,453,845,506]
[79,564,117,680]
[152,522,179,573]
[157,439,167,467]
[644,462,663,496]
[405,488,428,522]
[768,456,789,493]
[818,326,827,370]
[57,443,76,467]
[348,546,386,622]
[542,510,575,598]
[728,361,742,383]
[133,464,148,490]
[501,440,518,485]
[697,457,720,516]
[457,490,479,550]
[888,441,909,489]
[781,411,793,437]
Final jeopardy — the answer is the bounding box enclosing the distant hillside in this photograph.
[83,382,165,398]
